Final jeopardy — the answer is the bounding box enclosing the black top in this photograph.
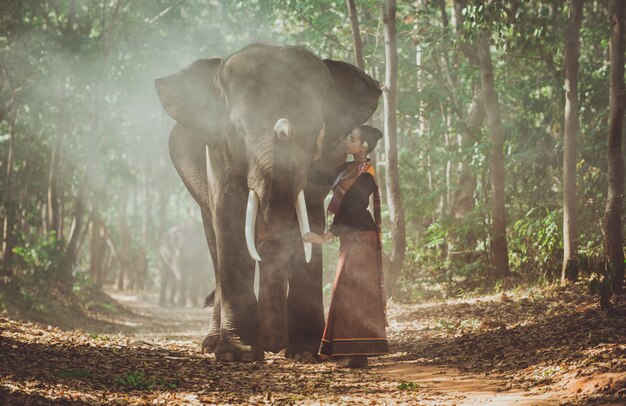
[310,161,377,236]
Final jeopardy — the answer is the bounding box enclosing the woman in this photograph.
[303,125,388,368]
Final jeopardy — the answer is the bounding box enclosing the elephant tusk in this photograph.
[274,118,293,140]
[245,189,262,262]
[295,190,312,263]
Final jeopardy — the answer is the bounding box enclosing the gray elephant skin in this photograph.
[155,44,381,361]
[158,221,214,307]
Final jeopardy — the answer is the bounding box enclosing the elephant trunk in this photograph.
[244,118,312,262]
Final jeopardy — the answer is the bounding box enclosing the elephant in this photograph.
[158,221,214,307]
[155,44,381,361]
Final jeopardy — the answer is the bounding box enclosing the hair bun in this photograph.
[357,125,383,152]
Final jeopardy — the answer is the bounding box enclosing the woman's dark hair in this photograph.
[357,125,383,152]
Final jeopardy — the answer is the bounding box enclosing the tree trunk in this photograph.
[60,171,89,274]
[451,98,484,220]
[117,193,129,291]
[90,216,101,283]
[346,0,365,71]
[41,201,48,236]
[477,36,510,278]
[157,185,169,240]
[603,0,626,304]
[346,0,378,182]
[2,109,17,273]
[48,84,66,241]
[383,0,406,296]
[143,165,152,253]
[451,0,481,222]
[562,0,583,284]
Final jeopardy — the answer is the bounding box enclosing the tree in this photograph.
[1,83,18,272]
[346,0,365,72]
[602,0,626,307]
[562,0,583,284]
[477,36,510,278]
[383,0,407,295]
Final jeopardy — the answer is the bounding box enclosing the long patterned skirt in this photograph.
[319,231,388,357]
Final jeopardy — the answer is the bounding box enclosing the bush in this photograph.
[509,207,562,281]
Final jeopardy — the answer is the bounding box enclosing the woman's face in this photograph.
[345,129,367,156]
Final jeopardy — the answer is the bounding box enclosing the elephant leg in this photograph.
[214,253,261,361]
[258,240,288,353]
[285,198,325,360]
[168,127,223,350]
[200,210,221,354]
[168,126,260,360]
[211,201,262,362]
[202,285,221,353]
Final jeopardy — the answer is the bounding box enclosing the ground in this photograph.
[1,283,625,405]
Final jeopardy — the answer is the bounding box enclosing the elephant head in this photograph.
[155,44,381,262]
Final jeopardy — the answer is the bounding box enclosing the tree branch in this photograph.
[280,0,348,51]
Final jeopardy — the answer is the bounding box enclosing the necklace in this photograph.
[339,161,366,181]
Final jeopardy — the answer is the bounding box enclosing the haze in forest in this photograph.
[0,0,624,351]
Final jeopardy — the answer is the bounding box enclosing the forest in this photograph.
[1,1,625,404]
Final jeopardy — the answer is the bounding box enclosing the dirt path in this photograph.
[2,285,624,404]
[115,292,565,404]
[110,292,560,404]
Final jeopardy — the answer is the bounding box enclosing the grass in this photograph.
[113,370,177,391]
[58,368,90,379]
[397,382,420,391]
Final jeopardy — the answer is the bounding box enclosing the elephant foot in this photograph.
[285,343,320,363]
[261,334,287,354]
[201,333,220,354]
[214,338,264,362]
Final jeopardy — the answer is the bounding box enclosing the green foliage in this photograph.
[88,333,111,341]
[397,382,420,391]
[12,233,67,280]
[3,232,109,319]
[58,368,90,379]
[85,300,119,314]
[113,370,155,391]
[510,208,562,280]
[7,234,66,311]
[72,271,98,300]
[113,370,176,391]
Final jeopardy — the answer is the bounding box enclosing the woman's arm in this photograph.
[303,231,334,245]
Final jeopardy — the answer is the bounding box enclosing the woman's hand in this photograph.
[303,232,333,245]
[303,232,325,245]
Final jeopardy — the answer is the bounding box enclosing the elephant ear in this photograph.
[155,58,224,147]
[321,59,381,154]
